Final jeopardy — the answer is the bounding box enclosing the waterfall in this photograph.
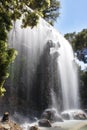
[50,36,79,111]
[2,17,79,116]
[57,37,79,110]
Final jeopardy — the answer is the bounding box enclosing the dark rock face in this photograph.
[41,108,63,123]
[29,42,61,114]
[29,125,40,130]
[61,113,70,120]
[38,119,52,127]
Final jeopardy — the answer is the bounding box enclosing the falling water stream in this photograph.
[57,36,79,110]
[2,17,79,117]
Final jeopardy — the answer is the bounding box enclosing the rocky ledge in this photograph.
[0,112,22,130]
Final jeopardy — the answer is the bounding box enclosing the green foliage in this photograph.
[29,0,50,11]
[0,87,6,96]
[79,69,87,108]
[42,0,60,25]
[0,40,18,96]
[0,0,60,96]
[74,29,87,50]
[0,0,60,28]
[64,32,76,50]
[22,12,39,28]
[64,29,87,51]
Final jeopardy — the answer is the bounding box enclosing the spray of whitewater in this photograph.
[57,37,79,110]
[6,17,80,115]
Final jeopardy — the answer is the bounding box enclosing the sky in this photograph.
[54,0,87,35]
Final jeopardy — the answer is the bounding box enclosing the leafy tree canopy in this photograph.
[74,29,87,50]
[43,0,60,25]
[64,32,76,50]
[64,29,87,51]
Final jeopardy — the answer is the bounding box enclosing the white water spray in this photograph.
[57,36,79,110]
[6,17,80,114]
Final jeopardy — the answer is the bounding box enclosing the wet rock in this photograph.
[74,112,87,120]
[61,113,70,120]
[29,125,40,130]
[61,109,87,120]
[38,119,52,127]
[1,112,9,122]
[41,108,63,123]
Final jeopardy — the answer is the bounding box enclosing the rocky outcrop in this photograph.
[41,108,63,123]
[74,112,87,120]
[61,109,87,120]
[0,121,22,130]
[38,119,52,127]
[0,112,22,130]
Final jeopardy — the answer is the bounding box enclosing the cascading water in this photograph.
[57,37,79,110]
[49,36,79,111]
[1,17,79,117]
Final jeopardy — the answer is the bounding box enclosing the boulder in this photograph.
[41,108,63,123]
[61,109,87,120]
[38,119,52,127]
[1,112,9,122]
[74,113,87,120]
[29,125,40,130]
